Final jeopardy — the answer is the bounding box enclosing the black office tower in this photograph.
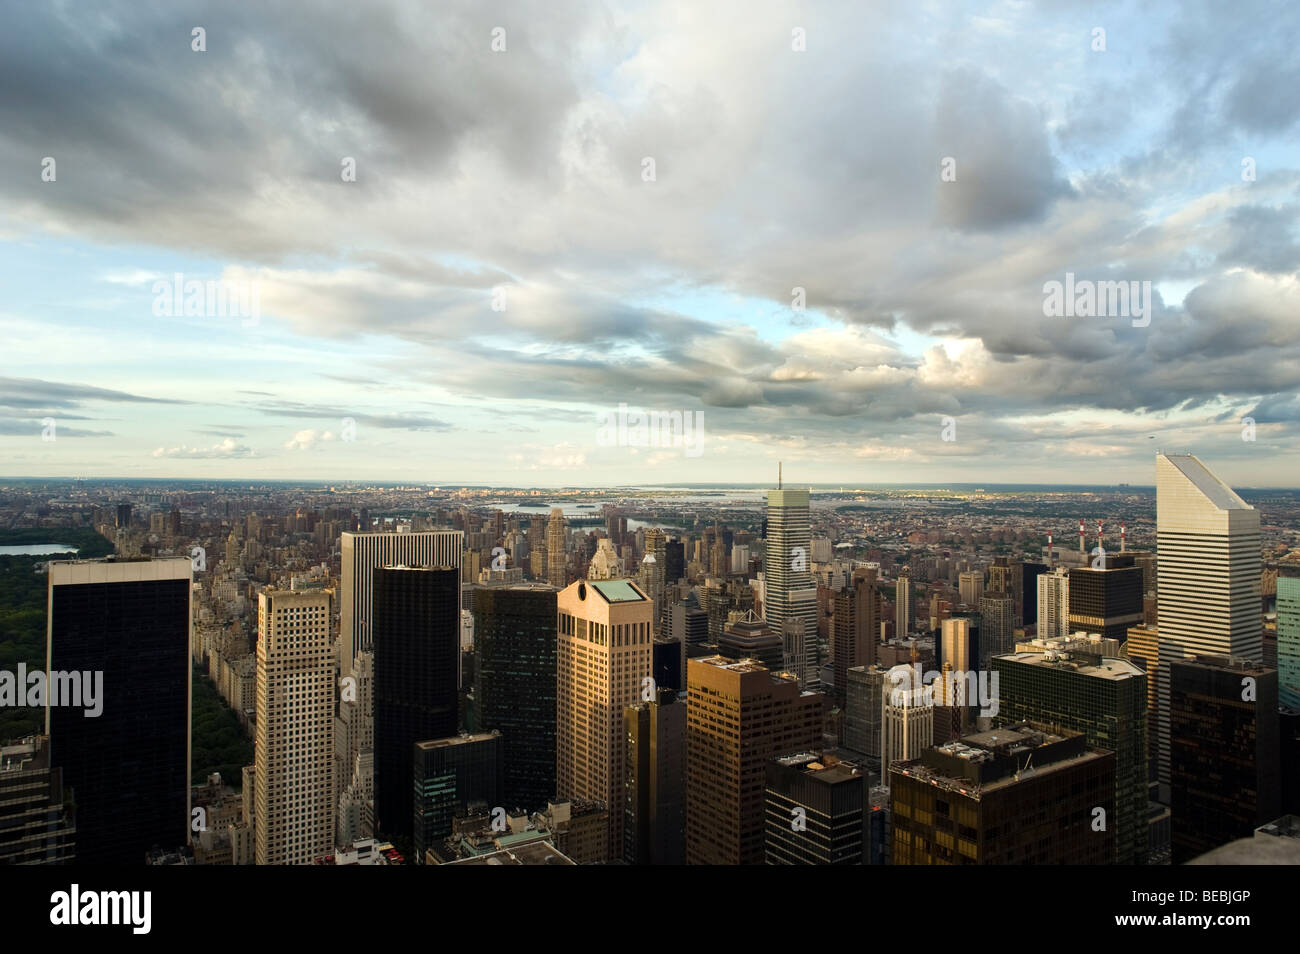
[373,565,460,840]
[1021,561,1047,627]
[623,688,686,865]
[1170,656,1280,863]
[413,731,503,864]
[472,584,557,812]
[664,540,685,585]
[1067,554,1143,640]
[765,751,868,865]
[47,558,191,863]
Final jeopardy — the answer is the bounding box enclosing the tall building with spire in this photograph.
[1155,453,1261,791]
[765,465,819,686]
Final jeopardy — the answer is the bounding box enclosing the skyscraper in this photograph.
[547,508,568,588]
[623,687,686,865]
[1169,655,1280,863]
[890,724,1115,865]
[1067,553,1144,641]
[844,664,888,759]
[895,575,911,639]
[372,565,460,840]
[1036,566,1070,640]
[640,528,667,630]
[978,591,1015,663]
[0,736,75,864]
[830,567,878,693]
[685,656,822,864]
[556,578,654,861]
[1277,575,1300,710]
[1020,561,1048,627]
[958,570,984,608]
[1156,453,1262,791]
[1125,623,1162,780]
[992,644,1147,864]
[882,665,934,771]
[765,473,818,685]
[340,531,464,675]
[939,617,976,676]
[473,584,557,812]
[413,731,504,864]
[47,557,191,864]
[338,531,462,818]
[256,588,335,865]
[764,751,868,865]
[664,539,685,586]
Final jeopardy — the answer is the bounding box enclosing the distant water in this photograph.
[0,544,78,555]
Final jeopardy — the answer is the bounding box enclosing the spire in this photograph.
[778,461,783,489]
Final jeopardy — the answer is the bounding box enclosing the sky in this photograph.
[2,0,1299,487]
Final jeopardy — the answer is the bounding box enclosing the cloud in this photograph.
[284,429,336,451]
[152,438,255,459]
[2,1,1299,482]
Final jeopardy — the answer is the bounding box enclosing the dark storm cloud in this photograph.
[933,67,1074,231]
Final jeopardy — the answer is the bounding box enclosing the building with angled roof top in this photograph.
[556,578,654,861]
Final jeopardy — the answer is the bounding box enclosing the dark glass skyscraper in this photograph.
[413,731,503,864]
[664,540,684,586]
[1169,655,1280,863]
[47,558,191,863]
[992,645,1147,864]
[623,687,685,865]
[765,751,868,865]
[472,584,557,812]
[373,565,460,840]
[1067,553,1144,640]
[1021,561,1047,627]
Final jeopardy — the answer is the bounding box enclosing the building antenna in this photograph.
[778,461,783,490]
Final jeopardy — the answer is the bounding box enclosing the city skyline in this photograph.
[3,1,1300,486]
[2,0,1299,887]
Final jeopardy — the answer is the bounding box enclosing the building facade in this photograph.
[256,588,335,865]
[47,558,191,864]
[555,578,654,861]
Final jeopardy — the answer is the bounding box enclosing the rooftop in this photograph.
[443,842,575,866]
[1160,453,1252,511]
[997,650,1142,681]
[1256,815,1300,840]
[588,579,647,603]
[415,730,501,750]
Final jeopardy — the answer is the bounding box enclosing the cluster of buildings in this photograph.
[1,453,1298,864]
